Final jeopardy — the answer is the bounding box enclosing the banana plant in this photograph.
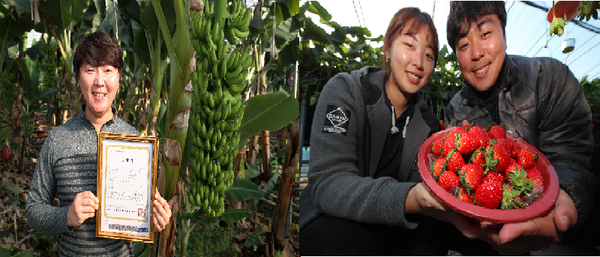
[239,0,300,250]
[244,0,299,180]
[148,0,194,203]
[125,0,194,256]
[116,0,170,138]
[0,0,37,167]
[36,0,93,120]
[299,0,383,103]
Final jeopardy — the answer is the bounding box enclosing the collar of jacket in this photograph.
[78,104,118,129]
[461,54,522,106]
[357,66,438,130]
[355,66,438,177]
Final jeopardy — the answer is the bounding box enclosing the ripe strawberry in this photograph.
[456,186,473,204]
[442,137,456,157]
[438,120,446,131]
[496,138,513,155]
[438,170,460,192]
[517,148,538,169]
[447,150,465,173]
[526,166,544,197]
[482,171,504,184]
[431,157,446,178]
[469,147,486,166]
[456,132,479,154]
[507,157,518,170]
[431,138,443,155]
[468,125,489,147]
[506,165,533,194]
[488,125,507,139]
[501,184,525,209]
[458,164,484,193]
[511,140,522,158]
[448,126,467,137]
[504,162,525,179]
[484,140,510,173]
[474,180,503,209]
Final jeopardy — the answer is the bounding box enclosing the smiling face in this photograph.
[79,61,119,119]
[386,24,436,96]
[455,14,507,92]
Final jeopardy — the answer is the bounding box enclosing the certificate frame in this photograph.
[96,132,158,243]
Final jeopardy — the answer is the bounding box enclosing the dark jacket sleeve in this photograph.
[536,59,598,227]
[308,72,419,228]
[25,132,70,233]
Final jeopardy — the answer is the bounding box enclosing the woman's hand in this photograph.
[67,191,99,227]
[405,183,489,240]
[152,191,172,232]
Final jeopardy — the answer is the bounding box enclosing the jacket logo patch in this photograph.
[322,105,351,135]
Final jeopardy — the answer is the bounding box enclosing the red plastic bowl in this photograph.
[418,128,560,223]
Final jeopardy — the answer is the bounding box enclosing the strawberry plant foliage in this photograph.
[578,1,600,21]
[550,1,600,36]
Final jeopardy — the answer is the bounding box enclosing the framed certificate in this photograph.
[96,132,158,243]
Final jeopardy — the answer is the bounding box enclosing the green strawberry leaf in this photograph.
[501,184,525,209]
[507,168,533,193]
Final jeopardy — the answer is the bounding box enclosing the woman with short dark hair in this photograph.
[26,31,172,257]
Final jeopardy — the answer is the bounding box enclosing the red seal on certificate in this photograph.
[138,208,146,218]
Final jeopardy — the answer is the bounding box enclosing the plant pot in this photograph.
[561,38,575,53]
[547,1,582,22]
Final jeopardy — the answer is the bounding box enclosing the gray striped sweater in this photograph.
[26,109,140,256]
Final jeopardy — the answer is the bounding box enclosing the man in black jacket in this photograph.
[444,2,599,255]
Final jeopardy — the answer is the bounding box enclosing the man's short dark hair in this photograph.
[73,31,123,80]
[446,1,507,52]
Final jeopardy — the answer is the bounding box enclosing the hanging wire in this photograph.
[566,34,598,65]
[512,6,539,54]
[560,26,587,60]
[529,28,552,57]
[550,23,579,58]
[531,9,553,58]
[590,68,600,79]
[580,61,600,78]
[352,0,362,27]
[506,2,526,33]
[521,20,548,56]
[565,39,600,67]
[357,0,367,28]
[507,1,516,14]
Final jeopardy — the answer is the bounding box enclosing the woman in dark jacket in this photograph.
[300,7,492,255]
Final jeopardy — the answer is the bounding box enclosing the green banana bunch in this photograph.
[224,0,252,46]
[41,39,58,90]
[187,0,253,218]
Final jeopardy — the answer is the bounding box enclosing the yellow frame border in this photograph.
[96,132,158,243]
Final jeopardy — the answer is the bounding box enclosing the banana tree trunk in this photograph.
[248,135,259,164]
[147,32,166,137]
[232,146,247,209]
[272,119,299,248]
[261,130,271,179]
[12,75,23,168]
[152,0,193,200]
[150,0,193,255]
